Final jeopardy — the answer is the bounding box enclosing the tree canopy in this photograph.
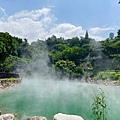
[0,29,120,80]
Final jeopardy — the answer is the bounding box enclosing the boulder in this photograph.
[25,116,47,120]
[0,114,14,120]
[53,113,84,120]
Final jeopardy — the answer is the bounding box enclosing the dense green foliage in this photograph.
[0,32,48,75]
[0,32,31,72]
[0,30,120,80]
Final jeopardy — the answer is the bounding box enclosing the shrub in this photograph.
[94,70,120,81]
[92,89,108,120]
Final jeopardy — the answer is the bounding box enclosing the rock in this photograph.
[25,116,47,120]
[53,113,84,120]
[0,114,14,120]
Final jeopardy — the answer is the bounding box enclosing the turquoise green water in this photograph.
[0,78,120,120]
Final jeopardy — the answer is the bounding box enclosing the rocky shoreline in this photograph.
[0,78,21,89]
[0,113,84,120]
[0,77,119,89]
[81,76,120,86]
[90,79,120,86]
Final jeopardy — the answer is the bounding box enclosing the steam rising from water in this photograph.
[0,47,120,119]
[0,76,120,120]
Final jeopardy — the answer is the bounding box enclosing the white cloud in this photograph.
[88,26,116,41]
[0,8,56,42]
[0,7,116,42]
[89,27,114,35]
[8,8,51,21]
[89,34,105,41]
[50,23,85,38]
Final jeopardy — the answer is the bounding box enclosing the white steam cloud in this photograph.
[1,77,120,120]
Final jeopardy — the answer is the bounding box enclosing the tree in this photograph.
[101,39,115,56]
[111,55,120,70]
[72,66,84,78]
[111,41,120,55]
[85,30,89,39]
[55,60,76,77]
[67,37,80,47]
[82,44,93,58]
[49,51,63,63]
[62,46,84,65]
[117,29,120,38]
[0,32,18,63]
[52,44,67,52]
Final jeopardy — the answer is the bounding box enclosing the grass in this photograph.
[94,70,120,81]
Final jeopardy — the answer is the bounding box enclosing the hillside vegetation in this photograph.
[0,30,120,81]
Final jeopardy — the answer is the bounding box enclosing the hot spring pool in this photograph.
[0,77,120,120]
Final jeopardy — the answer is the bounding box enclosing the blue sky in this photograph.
[0,0,120,42]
